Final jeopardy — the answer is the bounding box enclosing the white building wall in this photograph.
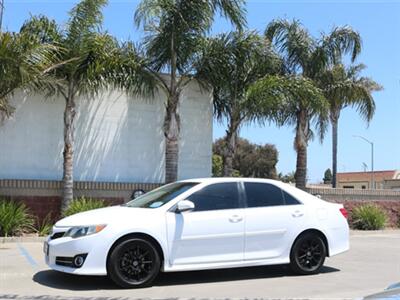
[0,82,212,183]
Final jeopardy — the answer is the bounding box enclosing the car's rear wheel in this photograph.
[290,232,326,275]
[107,238,161,288]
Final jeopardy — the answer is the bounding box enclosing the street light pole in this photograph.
[353,135,374,189]
[371,142,374,189]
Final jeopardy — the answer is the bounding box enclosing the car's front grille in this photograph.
[50,232,65,240]
[55,256,74,267]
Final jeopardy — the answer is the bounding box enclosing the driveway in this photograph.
[1,230,400,299]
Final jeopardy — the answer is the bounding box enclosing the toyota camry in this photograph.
[44,178,349,288]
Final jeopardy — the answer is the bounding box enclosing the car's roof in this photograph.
[180,177,288,186]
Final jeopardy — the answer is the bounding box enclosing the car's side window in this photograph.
[282,190,301,205]
[244,182,284,207]
[186,182,240,212]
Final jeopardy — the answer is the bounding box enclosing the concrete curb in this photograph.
[350,229,400,235]
[1,236,46,243]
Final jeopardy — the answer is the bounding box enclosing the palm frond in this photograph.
[195,31,280,122]
[320,26,362,63]
[135,0,246,76]
[247,74,328,131]
[319,63,382,123]
[0,31,59,115]
[66,0,107,45]
[265,19,314,73]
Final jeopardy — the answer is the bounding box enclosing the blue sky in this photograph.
[3,0,400,182]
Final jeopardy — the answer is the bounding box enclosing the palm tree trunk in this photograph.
[295,145,307,190]
[295,110,309,190]
[164,92,180,183]
[164,28,180,184]
[61,86,76,212]
[223,124,238,177]
[331,112,339,188]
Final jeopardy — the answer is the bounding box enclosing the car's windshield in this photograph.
[125,182,199,208]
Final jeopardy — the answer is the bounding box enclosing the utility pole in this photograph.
[0,0,4,32]
[353,135,375,189]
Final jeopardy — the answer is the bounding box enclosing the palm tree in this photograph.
[196,31,280,176]
[264,19,362,189]
[249,74,328,189]
[134,0,246,183]
[318,63,382,187]
[0,31,56,118]
[21,0,153,211]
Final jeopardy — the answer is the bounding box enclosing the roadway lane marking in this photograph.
[17,243,39,269]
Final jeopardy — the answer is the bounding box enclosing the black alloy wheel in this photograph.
[107,238,161,288]
[290,233,326,275]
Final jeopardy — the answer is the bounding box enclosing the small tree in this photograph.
[278,171,295,183]
[213,137,278,178]
[212,154,223,177]
[323,168,332,184]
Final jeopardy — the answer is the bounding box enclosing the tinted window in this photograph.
[282,191,301,205]
[187,183,240,212]
[125,182,198,208]
[244,182,284,207]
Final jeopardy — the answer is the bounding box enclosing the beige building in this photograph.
[337,170,400,190]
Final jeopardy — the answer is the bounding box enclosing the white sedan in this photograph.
[44,178,349,288]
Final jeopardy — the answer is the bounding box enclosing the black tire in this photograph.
[107,238,161,288]
[290,232,326,275]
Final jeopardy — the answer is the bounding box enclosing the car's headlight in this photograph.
[64,224,107,238]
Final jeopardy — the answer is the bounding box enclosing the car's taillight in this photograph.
[340,208,348,219]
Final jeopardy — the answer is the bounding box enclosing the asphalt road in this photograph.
[1,230,400,299]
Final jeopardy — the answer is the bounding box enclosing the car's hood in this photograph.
[55,205,159,227]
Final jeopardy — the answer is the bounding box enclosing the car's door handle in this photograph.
[292,210,304,218]
[229,215,243,223]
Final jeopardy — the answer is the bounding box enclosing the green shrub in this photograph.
[36,213,53,236]
[63,196,107,217]
[351,204,387,230]
[0,199,35,237]
[398,214,400,229]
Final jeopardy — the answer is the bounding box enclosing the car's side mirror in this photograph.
[175,200,195,213]
[131,189,145,200]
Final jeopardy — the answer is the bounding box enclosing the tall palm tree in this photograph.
[0,31,56,118]
[134,0,246,183]
[318,63,382,187]
[265,19,362,189]
[196,31,280,176]
[21,0,153,211]
[248,74,329,187]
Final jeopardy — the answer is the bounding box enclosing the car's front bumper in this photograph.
[44,227,109,275]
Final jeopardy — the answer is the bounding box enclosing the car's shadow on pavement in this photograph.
[33,265,340,290]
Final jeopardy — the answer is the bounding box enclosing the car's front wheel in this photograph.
[290,232,326,275]
[107,237,161,288]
